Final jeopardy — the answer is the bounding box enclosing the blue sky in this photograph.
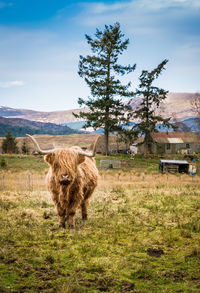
[0,0,200,111]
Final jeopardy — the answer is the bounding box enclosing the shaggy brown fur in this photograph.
[45,146,98,228]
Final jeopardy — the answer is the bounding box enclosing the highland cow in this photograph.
[26,134,99,229]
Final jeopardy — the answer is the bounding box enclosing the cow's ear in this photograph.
[44,153,55,165]
[77,154,85,165]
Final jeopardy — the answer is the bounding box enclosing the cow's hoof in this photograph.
[59,222,66,229]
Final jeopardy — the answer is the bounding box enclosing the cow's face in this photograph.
[44,149,85,186]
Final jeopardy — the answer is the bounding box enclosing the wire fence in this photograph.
[0,172,46,191]
[0,170,199,192]
[100,160,121,169]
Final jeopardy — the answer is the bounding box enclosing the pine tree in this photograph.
[117,127,139,149]
[2,131,18,154]
[74,23,136,155]
[132,60,174,155]
[21,140,29,154]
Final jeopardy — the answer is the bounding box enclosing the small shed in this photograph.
[159,160,189,173]
[151,132,200,154]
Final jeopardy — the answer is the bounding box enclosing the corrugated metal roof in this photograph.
[160,160,189,165]
[151,132,200,143]
[168,138,184,143]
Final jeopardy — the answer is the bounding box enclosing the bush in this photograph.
[21,141,29,155]
[2,131,18,154]
[0,158,7,168]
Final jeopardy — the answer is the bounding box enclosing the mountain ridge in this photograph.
[0,117,84,137]
[0,93,199,136]
[1,93,196,124]
[0,106,89,124]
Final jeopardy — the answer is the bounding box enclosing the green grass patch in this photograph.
[1,153,199,175]
[0,154,48,173]
[0,179,200,292]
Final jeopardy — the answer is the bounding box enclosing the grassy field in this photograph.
[1,153,199,174]
[0,133,126,155]
[0,155,200,292]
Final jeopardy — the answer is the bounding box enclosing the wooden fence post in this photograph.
[27,173,32,191]
[1,175,5,190]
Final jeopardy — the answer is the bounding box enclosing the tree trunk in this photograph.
[144,93,151,157]
[104,128,109,156]
[144,134,151,157]
[104,52,111,156]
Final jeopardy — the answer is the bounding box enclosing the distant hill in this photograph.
[0,106,89,124]
[1,93,199,134]
[0,106,36,117]
[182,117,200,132]
[0,117,83,137]
[117,118,199,133]
[62,121,86,130]
[0,93,197,125]
[129,92,196,120]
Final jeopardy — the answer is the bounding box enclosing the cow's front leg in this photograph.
[67,200,80,229]
[68,211,76,229]
[81,199,89,220]
[55,203,67,228]
[67,189,83,229]
[51,189,67,228]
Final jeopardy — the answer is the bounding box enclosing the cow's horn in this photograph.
[26,134,54,154]
[77,135,100,157]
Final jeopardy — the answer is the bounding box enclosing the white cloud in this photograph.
[143,0,200,10]
[139,0,200,10]
[0,80,24,88]
[83,2,129,14]
[77,0,200,41]
[81,0,200,16]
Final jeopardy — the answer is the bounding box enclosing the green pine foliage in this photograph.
[117,127,139,149]
[74,23,136,155]
[21,140,29,155]
[2,131,18,154]
[0,158,7,168]
[132,60,174,155]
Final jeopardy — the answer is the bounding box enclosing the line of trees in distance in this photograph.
[1,131,29,154]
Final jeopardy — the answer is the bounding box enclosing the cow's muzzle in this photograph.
[59,175,71,186]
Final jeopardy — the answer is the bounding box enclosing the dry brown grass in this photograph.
[99,170,200,189]
[0,169,199,192]
[0,133,127,154]
[0,170,46,191]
